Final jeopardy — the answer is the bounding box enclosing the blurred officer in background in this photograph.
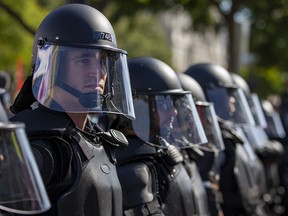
[9,4,135,216]
[109,57,208,216]
[184,63,265,216]
[178,73,225,216]
[232,73,286,215]
[262,99,288,215]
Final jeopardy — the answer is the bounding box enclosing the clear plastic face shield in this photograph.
[247,93,268,128]
[195,101,225,152]
[0,122,50,214]
[131,93,207,149]
[237,93,269,150]
[241,125,267,150]
[206,87,255,126]
[32,44,135,119]
[234,126,257,161]
[264,111,286,139]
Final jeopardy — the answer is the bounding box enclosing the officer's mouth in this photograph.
[84,84,104,92]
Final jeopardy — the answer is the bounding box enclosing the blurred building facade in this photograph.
[160,8,253,75]
[160,10,228,72]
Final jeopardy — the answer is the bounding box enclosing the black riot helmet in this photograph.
[126,57,207,149]
[177,73,206,102]
[231,73,250,97]
[12,4,135,119]
[231,73,269,150]
[31,4,120,66]
[184,63,255,126]
[178,73,224,152]
[262,100,286,139]
[184,63,233,90]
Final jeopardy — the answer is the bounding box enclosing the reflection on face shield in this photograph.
[131,94,207,149]
[155,96,178,139]
[207,87,254,125]
[228,96,236,113]
[32,44,136,119]
[59,49,112,108]
[247,94,267,128]
[0,123,50,214]
[195,102,225,152]
[0,153,3,177]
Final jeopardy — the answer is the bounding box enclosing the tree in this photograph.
[0,0,172,73]
[1,0,288,97]
[0,0,62,73]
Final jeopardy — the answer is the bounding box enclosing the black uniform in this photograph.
[182,148,211,216]
[10,107,123,216]
[219,122,261,216]
[116,136,197,216]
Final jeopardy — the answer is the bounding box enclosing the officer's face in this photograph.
[64,49,107,94]
[155,97,178,138]
[228,96,236,113]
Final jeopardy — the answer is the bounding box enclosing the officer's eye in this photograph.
[75,58,91,65]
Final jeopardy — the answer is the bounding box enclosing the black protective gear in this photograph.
[219,122,261,216]
[12,4,135,120]
[184,63,234,93]
[111,57,207,215]
[178,73,224,215]
[183,155,210,216]
[184,63,265,215]
[10,75,35,114]
[10,107,123,216]
[116,137,197,216]
[128,58,182,94]
[31,4,121,66]
[231,73,250,96]
[177,73,206,102]
[125,57,206,148]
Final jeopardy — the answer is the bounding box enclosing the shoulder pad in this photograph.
[10,109,71,135]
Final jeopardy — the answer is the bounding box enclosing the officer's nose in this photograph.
[89,60,106,79]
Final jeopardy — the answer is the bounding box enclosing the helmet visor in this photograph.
[241,125,267,150]
[206,87,255,125]
[195,102,225,152]
[33,44,135,119]
[0,123,50,214]
[247,93,267,128]
[265,111,286,138]
[234,126,257,161]
[132,93,207,149]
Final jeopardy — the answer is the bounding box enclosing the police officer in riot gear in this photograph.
[178,73,225,216]
[110,57,208,216]
[9,4,135,216]
[231,73,286,211]
[175,73,211,216]
[262,99,288,214]
[184,63,264,216]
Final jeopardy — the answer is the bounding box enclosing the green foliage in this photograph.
[1,0,288,98]
[241,66,284,98]
[0,0,172,76]
[111,12,172,66]
[0,0,58,75]
[247,1,288,71]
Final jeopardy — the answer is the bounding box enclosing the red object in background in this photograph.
[16,57,25,91]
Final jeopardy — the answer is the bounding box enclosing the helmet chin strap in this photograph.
[59,81,105,108]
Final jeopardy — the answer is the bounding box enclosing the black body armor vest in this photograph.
[116,137,197,216]
[10,108,122,216]
[219,124,260,216]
